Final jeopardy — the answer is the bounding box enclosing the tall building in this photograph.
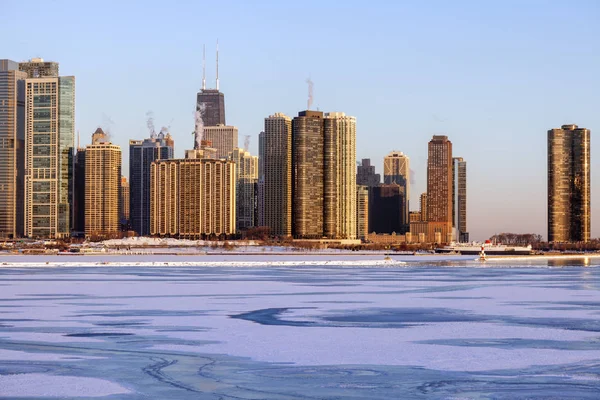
[21,58,75,238]
[84,129,121,238]
[73,147,86,233]
[228,148,258,232]
[356,158,380,187]
[150,150,236,238]
[291,110,357,239]
[383,151,410,230]
[263,113,292,237]
[120,176,130,230]
[548,124,591,242]
[196,89,225,127]
[369,185,405,234]
[427,135,453,243]
[420,192,428,222]
[292,110,325,238]
[203,125,238,159]
[129,132,174,236]
[356,185,369,241]
[0,60,26,238]
[452,157,468,242]
[257,131,265,227]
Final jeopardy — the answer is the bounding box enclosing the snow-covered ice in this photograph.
[0,257,599,398]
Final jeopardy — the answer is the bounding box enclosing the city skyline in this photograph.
[2,1,600,240]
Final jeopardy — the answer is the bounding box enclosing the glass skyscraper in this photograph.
[129,133,174,236]
[20,58,74,238]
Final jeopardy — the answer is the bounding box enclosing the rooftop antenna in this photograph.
[216,39,219,91]
[202,44,206,90]
[306,77,314,110]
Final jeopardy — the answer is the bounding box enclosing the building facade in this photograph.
[196,89,225,127]
[383,151,410,231]
[84,129,121,238]
[419,192,427,222]
[452,157,468,242]
[21,58,75,238]
[369,184,405,234]
[426,135,453,243]
[129,132,174,236]
[548,124,591,242]
[356,158,380,187]
[203,125,238,159]
[120,176,130,230]
[356,185,369,241]
[150,153,236,238]
[0,60,26,238]
[73,147,86,233]
[263,113,292,236]
[228,147,258,232]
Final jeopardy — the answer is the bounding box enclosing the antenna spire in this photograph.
[216,39,219,91]
[202,44,206,90]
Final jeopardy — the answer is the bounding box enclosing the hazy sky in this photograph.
[3,0,600,241]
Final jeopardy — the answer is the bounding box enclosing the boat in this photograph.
[435,240,533,255]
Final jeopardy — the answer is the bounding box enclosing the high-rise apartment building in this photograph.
[292,111,325,238]
[203,125,238,159]
[21,58,75,238]
[427,135,453,243]
[383,151,410,231]
[452,157,468,242]
[120,176,130,230]
[323,112,356,239]
[263,113,292,237]
[84,129,121,238]
[129,132,174,236]
[228,148,258,232]
[356,158,380,187]
[291,111,357,239]
[356,185,369,241]
[0,60,26,238]
[548,124,590,242]
[257,131,265,227]
[150,151,236,238]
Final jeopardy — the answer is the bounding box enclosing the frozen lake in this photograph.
[0,254,599,398]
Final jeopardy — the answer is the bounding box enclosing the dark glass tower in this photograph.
[129,134,174,236]
[196,89,225,126]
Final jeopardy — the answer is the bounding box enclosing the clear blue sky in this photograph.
[3,0,600,241]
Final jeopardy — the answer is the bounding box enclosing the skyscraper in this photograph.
[292,110,325,238]
[196,44,226,126]
[150,153,236,238]
[356,185,369,241]
[228,148,258,232]
[325,112,357,239]
[263,113,292,237]
[356,158,380,187]
[257,131,266,227]
[452,157,468,242]
[73,146,86,233]
[21,58,74,238]
[369,185,405,234]
[85,129,121,238]
[548,124,590,242]
[0,60,26,238]
[383,151,410,231]
[129,132,174,236]
[291,110,357,239]
[427,135,453,243]
[203,125,238,159]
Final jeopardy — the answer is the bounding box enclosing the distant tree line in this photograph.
[488,233,543,246]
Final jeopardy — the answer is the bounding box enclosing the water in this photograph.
[0,255,599,399]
